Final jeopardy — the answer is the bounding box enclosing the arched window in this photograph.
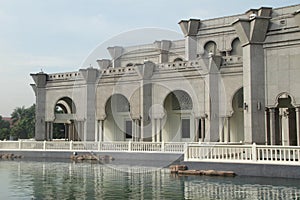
[173,57,183,62]
[204,41,217,55]
[55,97,76,114]
[231,38,242,56]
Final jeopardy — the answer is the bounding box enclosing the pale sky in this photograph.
[0,0,299,117]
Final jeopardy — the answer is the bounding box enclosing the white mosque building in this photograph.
[31,4,300,146]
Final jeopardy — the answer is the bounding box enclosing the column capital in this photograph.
[296,107,300,112]
[232,7,272,46]
[79,67,100,84]
[30,72,48,88]
[178,19,201,37]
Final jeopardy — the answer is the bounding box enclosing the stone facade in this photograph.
[31,4,300,145]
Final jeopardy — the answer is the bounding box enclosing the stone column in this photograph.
[49,122,53,141]
[220,117,224,143]
[232,8,272,144]
[265,108,270,145]
[132,119,139,142]
[136,119,140,142]
[269,108,276,145]
[296,108,300,146]
[30,72,48,141]
[135,61,155,142]
[68,123,73,141]
[76,121,85,141]
[178,19,201,60]
[45,122,53,141]
[96,120,104,142]
[281,108,290,146]
[152,118,156,142]
[225,117,230,143]
[156,119,161,142]
[205,55,222,142]
[132,119,135,142]
[95,120,99,142]
[195,118,200,142]
[80,68,100,141]
[200,117,205,142]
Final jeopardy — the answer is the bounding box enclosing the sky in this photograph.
[0,0,299,117]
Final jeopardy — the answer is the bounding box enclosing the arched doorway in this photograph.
[162,90,193,142]
[229,88,244,142]
[104,94,131,141]
[53,97,78,141]
[277,94,297,146]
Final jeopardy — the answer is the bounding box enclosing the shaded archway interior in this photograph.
[103,94,133,141]
[162,90,194,142]
[53,97,79,141]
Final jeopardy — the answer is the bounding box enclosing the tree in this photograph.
[10,104,35,139]
[11,106,26,124]
[0,116,10,140]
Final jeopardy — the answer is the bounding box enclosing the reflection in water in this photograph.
[0,160,299,199]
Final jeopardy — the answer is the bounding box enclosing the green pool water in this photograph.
[0,160,299,199]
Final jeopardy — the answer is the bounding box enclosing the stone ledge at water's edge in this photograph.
[1,150,300,179]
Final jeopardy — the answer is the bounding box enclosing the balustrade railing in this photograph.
[0,140,185,153]
[185,143,300,165]
[1,140,300,165]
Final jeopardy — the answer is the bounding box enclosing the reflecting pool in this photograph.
[0,160,300,199]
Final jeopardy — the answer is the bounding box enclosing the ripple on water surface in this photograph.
[0,160,300,199]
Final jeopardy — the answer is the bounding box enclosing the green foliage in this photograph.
[10,104,36,139]
[0,116,10,140]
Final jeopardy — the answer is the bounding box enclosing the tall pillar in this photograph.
[220,117,224,143]
[224,117,230,143]
[132,119,139,142]
[281,108,290,146]
[49,122,53,141]
[232,7,272,144]
[76,121,85,141]
[200,117,205,142]
[156,119,161,142]
[135,61,155,142]
[45,122,53,141]
[178,19,201,60]
[136,119,140,142]
[152,118,156,142]
[95,120,99,142]
[30,72,48,141]
[45,122,49,140]
[195,118,200,142]
[80,68,100,141]
[296,108,300,146]
[68,123,73,141]
[265,108,270,145]
[96,120,104,142]
[132,119,135,142]
[205,55,222,142]
[269,108,276,145]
